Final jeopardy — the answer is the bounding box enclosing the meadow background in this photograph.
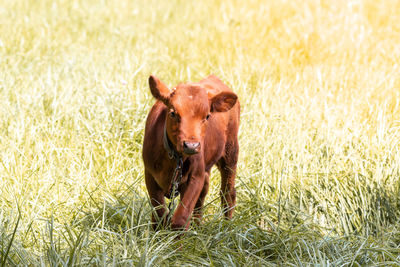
[1,0,400,265]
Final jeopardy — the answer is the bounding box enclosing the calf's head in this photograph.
[149,75,237,156]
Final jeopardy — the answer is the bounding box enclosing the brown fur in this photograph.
[142,75,240,230]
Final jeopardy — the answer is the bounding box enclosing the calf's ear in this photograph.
[210,92,237,112]
[149,75,171,103]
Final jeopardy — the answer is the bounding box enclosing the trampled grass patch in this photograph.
[1,0,400,265]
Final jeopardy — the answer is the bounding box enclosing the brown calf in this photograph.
[142,75,240,230]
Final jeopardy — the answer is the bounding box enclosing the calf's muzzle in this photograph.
[183,141,200,155]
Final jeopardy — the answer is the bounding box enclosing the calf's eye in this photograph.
[170,111,176,118]
[206,114,211,120]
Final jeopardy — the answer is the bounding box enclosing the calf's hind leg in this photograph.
[217,140,239,219]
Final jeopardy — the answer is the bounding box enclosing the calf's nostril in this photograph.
[192,142,200,149]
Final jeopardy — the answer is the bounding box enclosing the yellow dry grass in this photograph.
[0,0,399,265]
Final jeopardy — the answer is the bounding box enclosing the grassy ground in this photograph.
[1,0,400,265]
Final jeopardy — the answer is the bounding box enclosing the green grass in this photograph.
[1,0,400,265]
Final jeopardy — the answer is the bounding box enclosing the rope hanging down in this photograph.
[163,123,184,212]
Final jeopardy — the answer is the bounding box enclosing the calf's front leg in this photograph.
[145,170,168,230]
[193,171,210,224]
[171,171,205,230]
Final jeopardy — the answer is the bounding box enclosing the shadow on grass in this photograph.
[3,172,399,266]
[41,173,400,266]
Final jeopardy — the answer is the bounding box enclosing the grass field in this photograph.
[1,0,400,265]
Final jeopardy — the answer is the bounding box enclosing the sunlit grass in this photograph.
[1,0,400,265]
